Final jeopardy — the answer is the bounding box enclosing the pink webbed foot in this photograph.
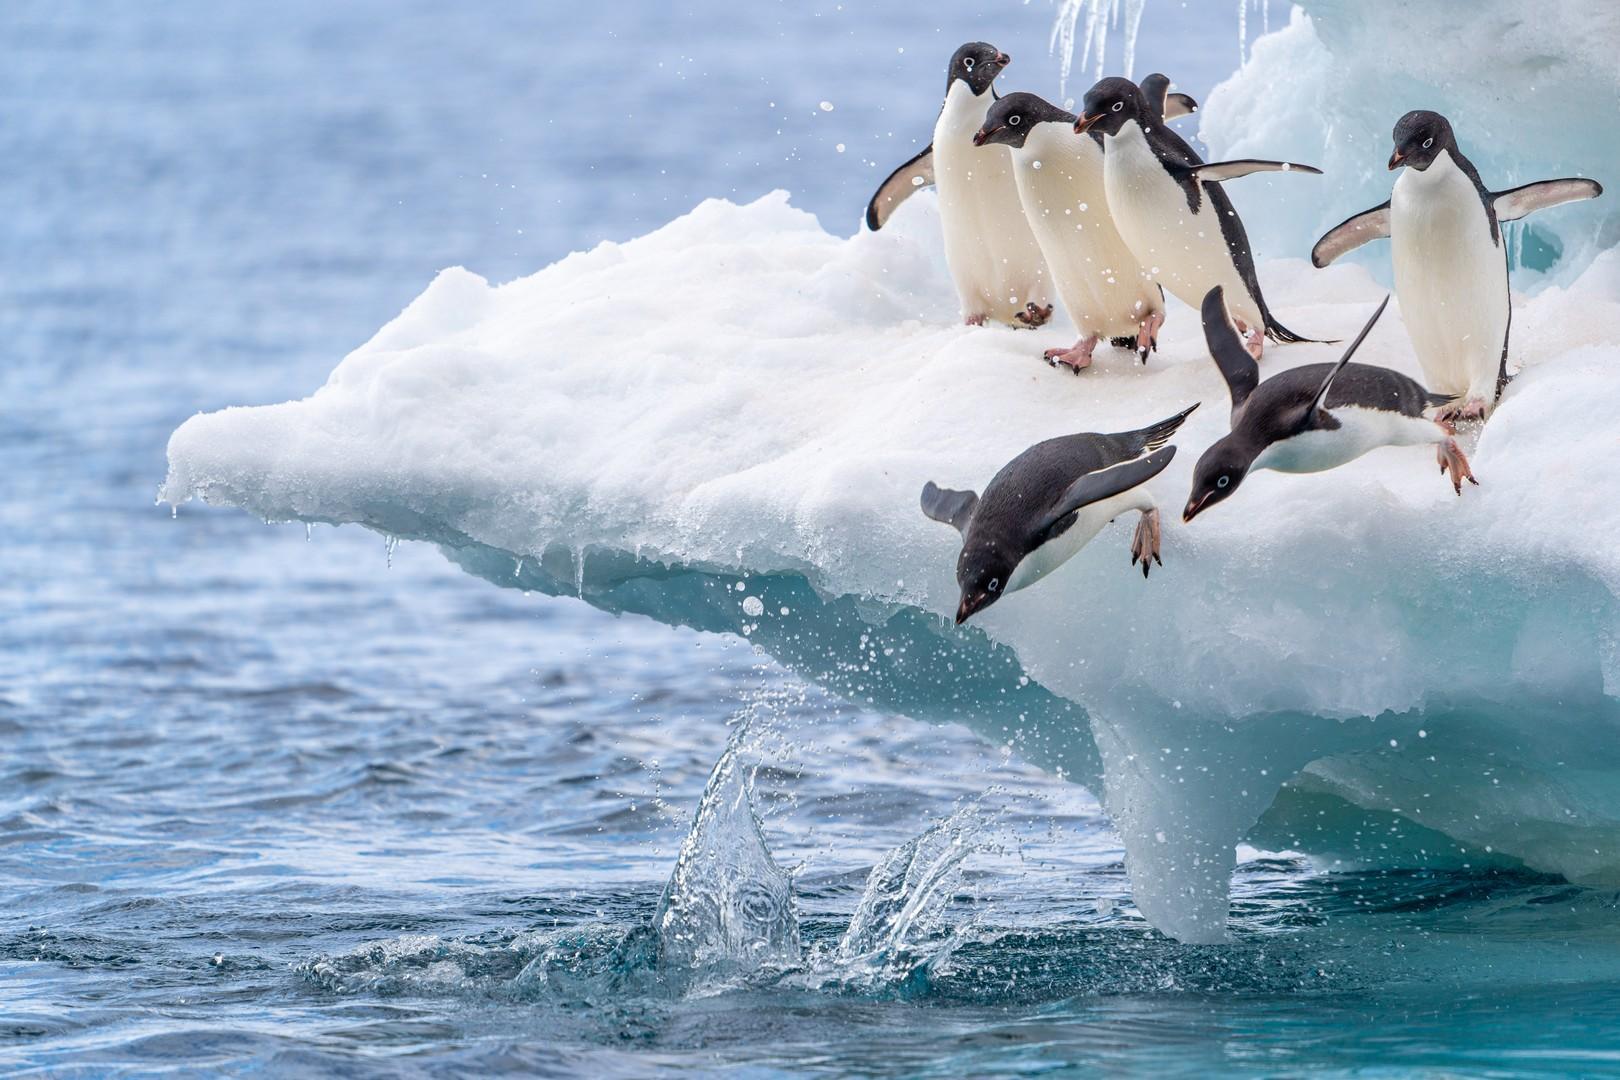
[1435,397,1490,425]
[1436,436,1479,495]
[1233,318,1265,361]
[1044,334,1099,375]
[1129,507,1163,578]
[1015,302,1055,329]
[1135,311,1165,364]
[963,313,988,327]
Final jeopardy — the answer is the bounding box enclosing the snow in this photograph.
[164,187,1620,942]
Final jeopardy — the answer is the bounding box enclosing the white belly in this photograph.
[1010,125,1161,340]
[1390,152,1510,402]
[933,83,1052,323]
[1102,123,1262,330]
[1252,407,1441,474]
[1005,487,1153,593]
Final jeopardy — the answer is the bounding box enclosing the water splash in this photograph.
[653,721,800,985]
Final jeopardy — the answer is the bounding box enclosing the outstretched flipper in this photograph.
[866,145,935,231]
[1200,286,1261,414]
[1036,446,1178,538]
[1311,202,1391,268]
[1493,178,1603,223]
[1297,295,1392,428]
[1184,159,1323,183]
[1140,73,1197,121]
[920,481,979,534]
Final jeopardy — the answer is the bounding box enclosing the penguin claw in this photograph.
[1015,302,1054,329]
[1043,336,1098,374]
[1135,311,1165,365]
[1436,437,1479,495]
[1435,398,1490,425]
[1129,508,1163,578]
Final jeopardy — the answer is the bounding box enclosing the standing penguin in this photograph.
[1074,77,1323,359]
[1183,287,1475,523]
[921,404,1198,624]
[1311,110,1603,421]
[974,80,1197,371]
[866,43,1053,328]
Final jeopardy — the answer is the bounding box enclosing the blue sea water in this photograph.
[7,1,1620,1075]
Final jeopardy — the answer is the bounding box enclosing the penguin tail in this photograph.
[1426,390,1460,410]
[1134,401,1201,453]
[1109,335,1138,350]
[1263,314,1336,346]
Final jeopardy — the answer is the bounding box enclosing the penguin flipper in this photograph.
[1139,73,1197,121]
[1185,159,1323,183]
[1493,178,1603,223]
[1037,447,1177,538]
[1200,286,1261,412]
[1311,202,1391,268]
[866,145,935,231]
[1301,295,1392,425]
[921,481,978,534]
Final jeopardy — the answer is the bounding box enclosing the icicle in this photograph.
[1049,0,1149,97]
[1238,0,1247,65]
[384,534,398,568]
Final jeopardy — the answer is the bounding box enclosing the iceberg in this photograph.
[163,186,1620,943]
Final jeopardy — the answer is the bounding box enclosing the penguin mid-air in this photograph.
[921,404,1198,624]
[1183,287,1476,523]
[974,79,1197,372]
[1074,77,1323,359]
[1311,109,1603,422]
[866,43,1054,328]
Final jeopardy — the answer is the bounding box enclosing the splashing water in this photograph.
[653,720,800,984]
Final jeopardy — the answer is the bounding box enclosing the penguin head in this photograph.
[1183,436,1252,522]
[1074,77,1146,137]
[974,92,1073,148]
[1389,110,1455,171]
[948,42,1009,98]
[954,542,1017,624]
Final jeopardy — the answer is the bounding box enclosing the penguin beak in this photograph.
[955,590,993,625]
[995,52,1011,67]
[1182,492,1211,523]
[1387,148,1406,170]
[1074,113,1101,134]
[972,126,1001,147]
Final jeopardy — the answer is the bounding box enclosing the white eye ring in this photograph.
[1008,115,1021,126]
[1422,137,1434,149]
[1110,101,1124,113]
[963,57,975,70]
[987,578,1000,592]
[1217,475,1230,489]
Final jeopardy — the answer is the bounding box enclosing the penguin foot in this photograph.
[1233,319,1265,361]
[1435,398,1489,425]
[1136,311,1165,364]
[1044,335,1098,375]
[1129,508,1163,578]
[1015,302,1054,329]
[1436,437,1478,495]
[963,313,988,327]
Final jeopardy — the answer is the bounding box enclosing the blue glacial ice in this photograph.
[163,3,1620,939]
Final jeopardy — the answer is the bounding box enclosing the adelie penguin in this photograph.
[921,404,1198,624]
[1074,77,1323,359]
[973,79,1197,372]
[1182,287,1477,523]
[865,43,1054,329]
[1312,109,1603,422]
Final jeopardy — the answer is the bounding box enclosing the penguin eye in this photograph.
[1216,475,1231,489]
[963,57,975,71]
[1110,101,1124,113]
[1008,115,1021,126]
[987,578,1000,593]
[1422,137,1434,149]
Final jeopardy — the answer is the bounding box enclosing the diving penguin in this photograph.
[1183,287,1476,523]
[1074,77,1323,359]
[865,43,1054,328]
[974,80,1197,371]
[922,404,1198,624]
[1311,109,1603,422]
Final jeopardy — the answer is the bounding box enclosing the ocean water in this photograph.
[7,2,1620,1076]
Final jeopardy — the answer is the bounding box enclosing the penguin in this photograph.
[974,80,1197,371]
[866,43,1054,328]
[1073,77,1323,359]
[921,403,1198,624]
[1311,109,1603,421]
[1182,287,1476,523]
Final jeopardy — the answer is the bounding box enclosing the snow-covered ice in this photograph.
[162,1,1620,941]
